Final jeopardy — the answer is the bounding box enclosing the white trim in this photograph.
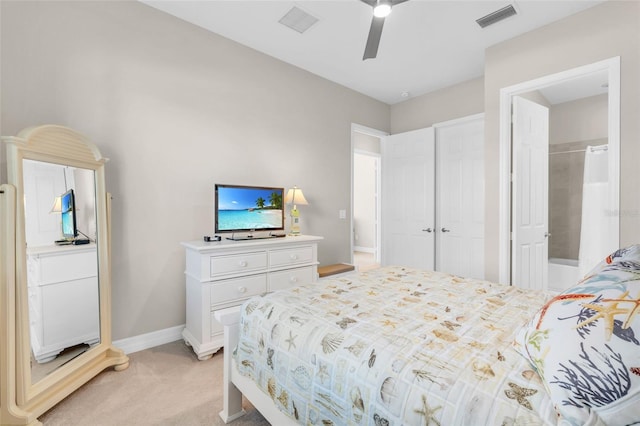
[113,324,185,355]
[498,57,621,285]
[354,148,380,157]
[351,123,388,139]
[433,112,484,129]
[354,245,375,253]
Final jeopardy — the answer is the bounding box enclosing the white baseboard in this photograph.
[354,246,375,253]
[113,324,185,355]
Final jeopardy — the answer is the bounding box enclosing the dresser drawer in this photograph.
[268,266,314,292]
[38,250,97,286]
[210,251,268,277]
[210,314,224,338]
[269,246,313,268]
[181,236,322,360]
[210,274,267,306]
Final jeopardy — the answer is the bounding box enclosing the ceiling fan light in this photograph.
[373,3,391,18]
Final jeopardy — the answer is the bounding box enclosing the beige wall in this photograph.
[353,132,380,252]
[390,77,484,133]
[353,153,377,250]
[550,94,608,144]
[549,94,609,260]
[0,1,389,339]
[353,131,382,154]
[484,0,640,281]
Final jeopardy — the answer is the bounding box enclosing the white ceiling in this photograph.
[140,0,604,105]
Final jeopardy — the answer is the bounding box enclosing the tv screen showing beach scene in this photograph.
[215,184,284,233]
[61,189,77,239]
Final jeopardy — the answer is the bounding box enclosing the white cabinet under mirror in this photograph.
[27,244,100,366]
[1,125,128,425]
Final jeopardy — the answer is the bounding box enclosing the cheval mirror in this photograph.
[0,125,128,425]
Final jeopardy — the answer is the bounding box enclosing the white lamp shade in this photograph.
[49,196,62,213]
[284,187,308,206]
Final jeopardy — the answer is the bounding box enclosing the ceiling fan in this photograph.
[360,0,409,60]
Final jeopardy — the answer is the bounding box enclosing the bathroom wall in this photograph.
[353,131,381,253]
[548,94,608,260]
[353,153,377,251]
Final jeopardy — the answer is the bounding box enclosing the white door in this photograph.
[381,128,435,269]
[512,96,549,290]
[435,115,485,279]
[22,160,72,246]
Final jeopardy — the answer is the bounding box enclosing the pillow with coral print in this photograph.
[583,244,640,279]
[514,245,640,426]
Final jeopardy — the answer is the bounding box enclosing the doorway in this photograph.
[353,151,380,271]
[499,57,620,288]
[351,124,387,271]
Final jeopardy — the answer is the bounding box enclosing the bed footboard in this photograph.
[214,306,245,423]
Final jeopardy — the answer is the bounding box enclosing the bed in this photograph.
[216,251,640,426]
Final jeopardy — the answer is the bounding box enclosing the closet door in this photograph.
[435,115,485,279]
[381,128,435,269]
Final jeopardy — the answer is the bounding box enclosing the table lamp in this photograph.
[284,186,308,235]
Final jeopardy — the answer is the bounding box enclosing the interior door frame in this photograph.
[498,56,621,284]
[351,123,388,265]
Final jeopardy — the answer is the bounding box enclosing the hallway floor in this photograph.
[354,251,380,272]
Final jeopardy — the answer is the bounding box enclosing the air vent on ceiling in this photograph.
[476,4,517,28]
[279,6,319,34]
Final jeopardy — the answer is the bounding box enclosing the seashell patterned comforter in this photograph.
[235,266,559,425]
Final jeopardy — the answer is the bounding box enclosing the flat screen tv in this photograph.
[60,189,77,239]
[214,184,284,236]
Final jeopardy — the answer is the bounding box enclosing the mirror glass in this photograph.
[22,159,100,384]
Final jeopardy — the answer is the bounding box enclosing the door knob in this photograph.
[544,232,551,238]
[441,228,451,233]
[422,228,433,233]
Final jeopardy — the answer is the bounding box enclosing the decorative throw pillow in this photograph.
[514,245,640,426]
[582,244,640,279]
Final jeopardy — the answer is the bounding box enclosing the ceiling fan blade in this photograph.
[363,16,385,60]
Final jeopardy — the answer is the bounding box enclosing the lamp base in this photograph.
[289,209,301,235]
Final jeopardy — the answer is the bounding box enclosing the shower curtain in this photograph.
[578,145,614,277]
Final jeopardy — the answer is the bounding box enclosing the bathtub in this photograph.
[548,258,581,292]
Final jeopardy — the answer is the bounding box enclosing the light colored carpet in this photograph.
[38,340,271,425]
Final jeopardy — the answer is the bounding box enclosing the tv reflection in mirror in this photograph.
[57,189,90,246]
[61,189,77,240]
[214,184,284,240]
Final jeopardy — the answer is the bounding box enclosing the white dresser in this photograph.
[27,244,100,363]
[181,235,323,360]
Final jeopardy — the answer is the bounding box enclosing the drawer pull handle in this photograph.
[290,254,298,260]
[238,261,248,267]
[238,286,247,293]
[290,276,298,283]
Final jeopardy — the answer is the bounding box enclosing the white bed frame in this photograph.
[215,306,298,425]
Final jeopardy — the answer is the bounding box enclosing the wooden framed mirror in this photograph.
[1,125,128,425]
